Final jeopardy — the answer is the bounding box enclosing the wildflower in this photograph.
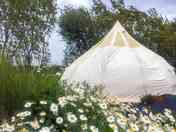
[116,118,126,129]
[66,95,77,101]
[49,125,54,129]
[39,118,45,124]
[16,112,22,117]
[37,70,41,73]
[98,103,107,110]
[81,124,88,130]
[24,102,33,108]
[17,111,31,118]
[130,108,137,113]
[50,103,58,115]
[39,127,50,132]
[56,72,61,76]
[90,125,99,132]
[107,115,115,123]
[16,123,24,127]
[24,111,31,116]
[80,114,88,121]
[129,123,139,131]
[90,96,97,102]
[78,109,84,113]
[103,111,109,116]
[77,88,84,95]
[143,108,148,113]
[83,102,92,107]
[148,124,163,132]
[56,117,63,124]
[116,113,125,119]
[11,116,15,122]
[115,9,120,14]
[67,113,77,123]
[73,87,85,96]
[0,123,15,132]
[140,115,151,124]
[164,110,175,122]
[164,109,172,115]
[149,112,156,121]
[58,97,67,107]
[40,101,47,105]
[70,102,77,107]
[168,115,175,122]
[127,113,136,120]
[40,111,46,116]
[36,67,41,73]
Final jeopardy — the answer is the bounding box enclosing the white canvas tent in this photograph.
[62,20,176,102]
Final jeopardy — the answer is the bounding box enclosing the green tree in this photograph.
[0,0,57,67]
[59,0,176,67]
[59,7,98,65]
[156,19,176,60]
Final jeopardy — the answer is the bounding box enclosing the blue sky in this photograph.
[49,0,176,65]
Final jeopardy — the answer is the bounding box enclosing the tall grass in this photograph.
[0,58,64,119]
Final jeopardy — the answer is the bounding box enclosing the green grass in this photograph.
[0,58,64,120]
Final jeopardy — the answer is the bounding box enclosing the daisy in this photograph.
[98,103,107,110]
[24,102,33,108]
[40,101,47,105]
[56,72,61,76]
[40,111,46,116]
[39,127,50,132]
[78,109,84,113]
[56,117,63,124]
[90,125,99,132]
[67,113,77,123]
[80,114,88,121]
[50,103,58,115]
[107,115,115,123]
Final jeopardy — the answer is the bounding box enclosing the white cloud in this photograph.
[59,0,90,7]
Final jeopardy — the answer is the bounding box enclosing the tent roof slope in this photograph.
[98,21,140,48]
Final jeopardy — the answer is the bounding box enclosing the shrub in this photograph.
[0,58,64,119]
[8,84,115,132]
[1,83,176,132]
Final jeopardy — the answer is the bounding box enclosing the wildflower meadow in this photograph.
[1,76,176,132]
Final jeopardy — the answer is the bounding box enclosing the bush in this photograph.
[140,94,176,113]
[7,84,115,132]
[0,58,64,119]
[1,83,176,131]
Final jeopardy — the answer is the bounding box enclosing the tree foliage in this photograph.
[59,0,176,67]
[0,0,57,66]
[59,7,98,65]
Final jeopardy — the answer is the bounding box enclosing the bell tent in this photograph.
[62,20,176,101]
